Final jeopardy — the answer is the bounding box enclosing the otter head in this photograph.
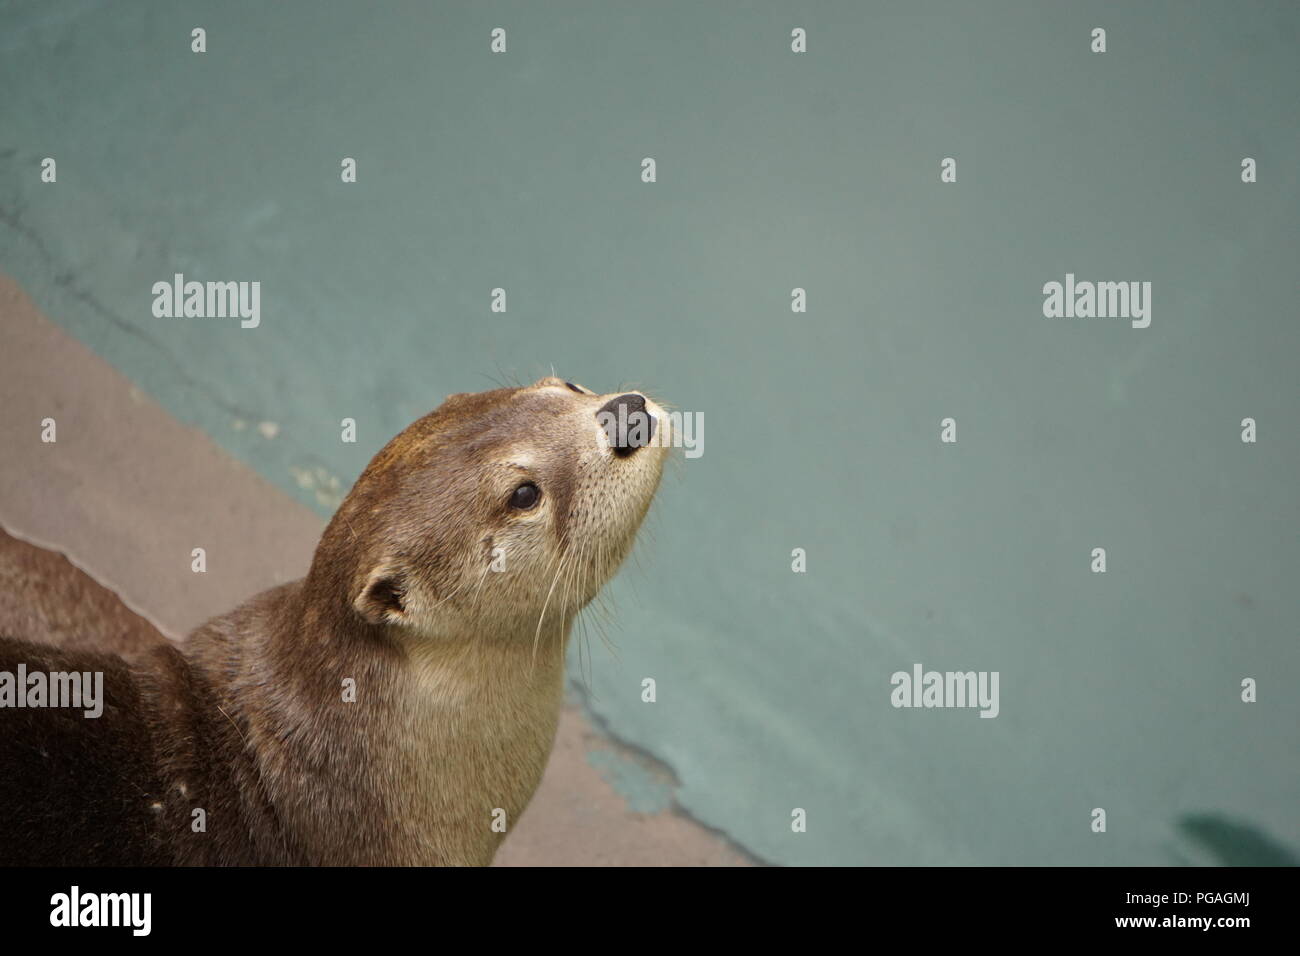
[320,377,669,644]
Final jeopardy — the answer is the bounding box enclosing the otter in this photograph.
[0,377,669,865]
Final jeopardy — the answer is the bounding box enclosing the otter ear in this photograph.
[354,565,407,625]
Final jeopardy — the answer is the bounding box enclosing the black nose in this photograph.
[596,393,655,457]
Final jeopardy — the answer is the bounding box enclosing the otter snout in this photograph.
[596,393,656,457]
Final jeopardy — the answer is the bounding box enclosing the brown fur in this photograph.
[0,531,168,658]
[0,378,669,865]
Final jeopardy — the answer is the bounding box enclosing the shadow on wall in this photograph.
[1174,814,1299,867]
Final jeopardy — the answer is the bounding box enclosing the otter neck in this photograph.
[252,567,572,866]
[373,616,572,866]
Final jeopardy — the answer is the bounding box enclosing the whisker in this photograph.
[531,547,570,673]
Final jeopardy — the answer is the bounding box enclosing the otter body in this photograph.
[0,378,668,865]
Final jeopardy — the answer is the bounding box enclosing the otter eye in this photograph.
[564,382,584,394]
[509,482,541,510]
